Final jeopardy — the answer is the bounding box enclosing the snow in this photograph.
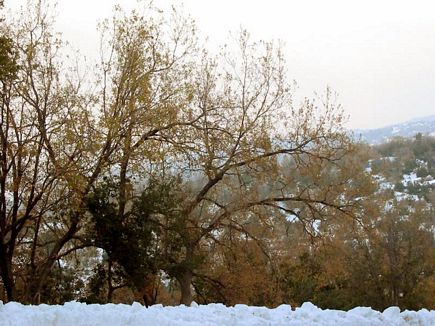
[394,192,420,202]
[1,301,434,326]
[424,179,435,186]
[416,159,427,167]
[402,172,420,185]
[379,181,395,190]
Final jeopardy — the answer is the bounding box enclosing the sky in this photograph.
[6,0,435,129]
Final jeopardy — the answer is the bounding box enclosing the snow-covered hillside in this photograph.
[355,115,435,144]
[1,301,434,326]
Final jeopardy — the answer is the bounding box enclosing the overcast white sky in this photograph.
[7,0,435,129]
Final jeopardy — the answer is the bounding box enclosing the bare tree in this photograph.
[147,31,358,305]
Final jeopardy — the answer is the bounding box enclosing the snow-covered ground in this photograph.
[1,301,434,326]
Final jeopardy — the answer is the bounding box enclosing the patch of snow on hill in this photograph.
[402,172,420,185]
[394,192,419,202]
[379,181,394,190]
[424,179,435,186]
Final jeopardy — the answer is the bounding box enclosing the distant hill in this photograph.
[354,115,435,144]
[367,134,435,203]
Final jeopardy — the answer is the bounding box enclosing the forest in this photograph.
[0,1,433,311]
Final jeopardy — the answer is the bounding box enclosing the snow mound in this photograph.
[0,301,434,326]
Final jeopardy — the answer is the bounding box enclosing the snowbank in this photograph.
[0,301,433,325]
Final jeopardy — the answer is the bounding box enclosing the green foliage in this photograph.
[394,181,405,192]
[376,137,406,157]
[86,179,159,292]
[86,175,192,298]
[39,265,84,305]
[416,167,429,178]
[406,183,429,197]
[279,252,355,310]
[133,176,189,266]
[0,36,18,82]
[84,264,108,304]
[403,159,418,175]
[280,253,320,305]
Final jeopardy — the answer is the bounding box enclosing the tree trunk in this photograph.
[0,245,15,301]
[107,259,114,302]
[26,217,79,304]
[178,269,193,306]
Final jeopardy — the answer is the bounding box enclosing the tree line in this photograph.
[0,1,433,310]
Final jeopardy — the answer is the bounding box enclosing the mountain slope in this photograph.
[355,115,435,144]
